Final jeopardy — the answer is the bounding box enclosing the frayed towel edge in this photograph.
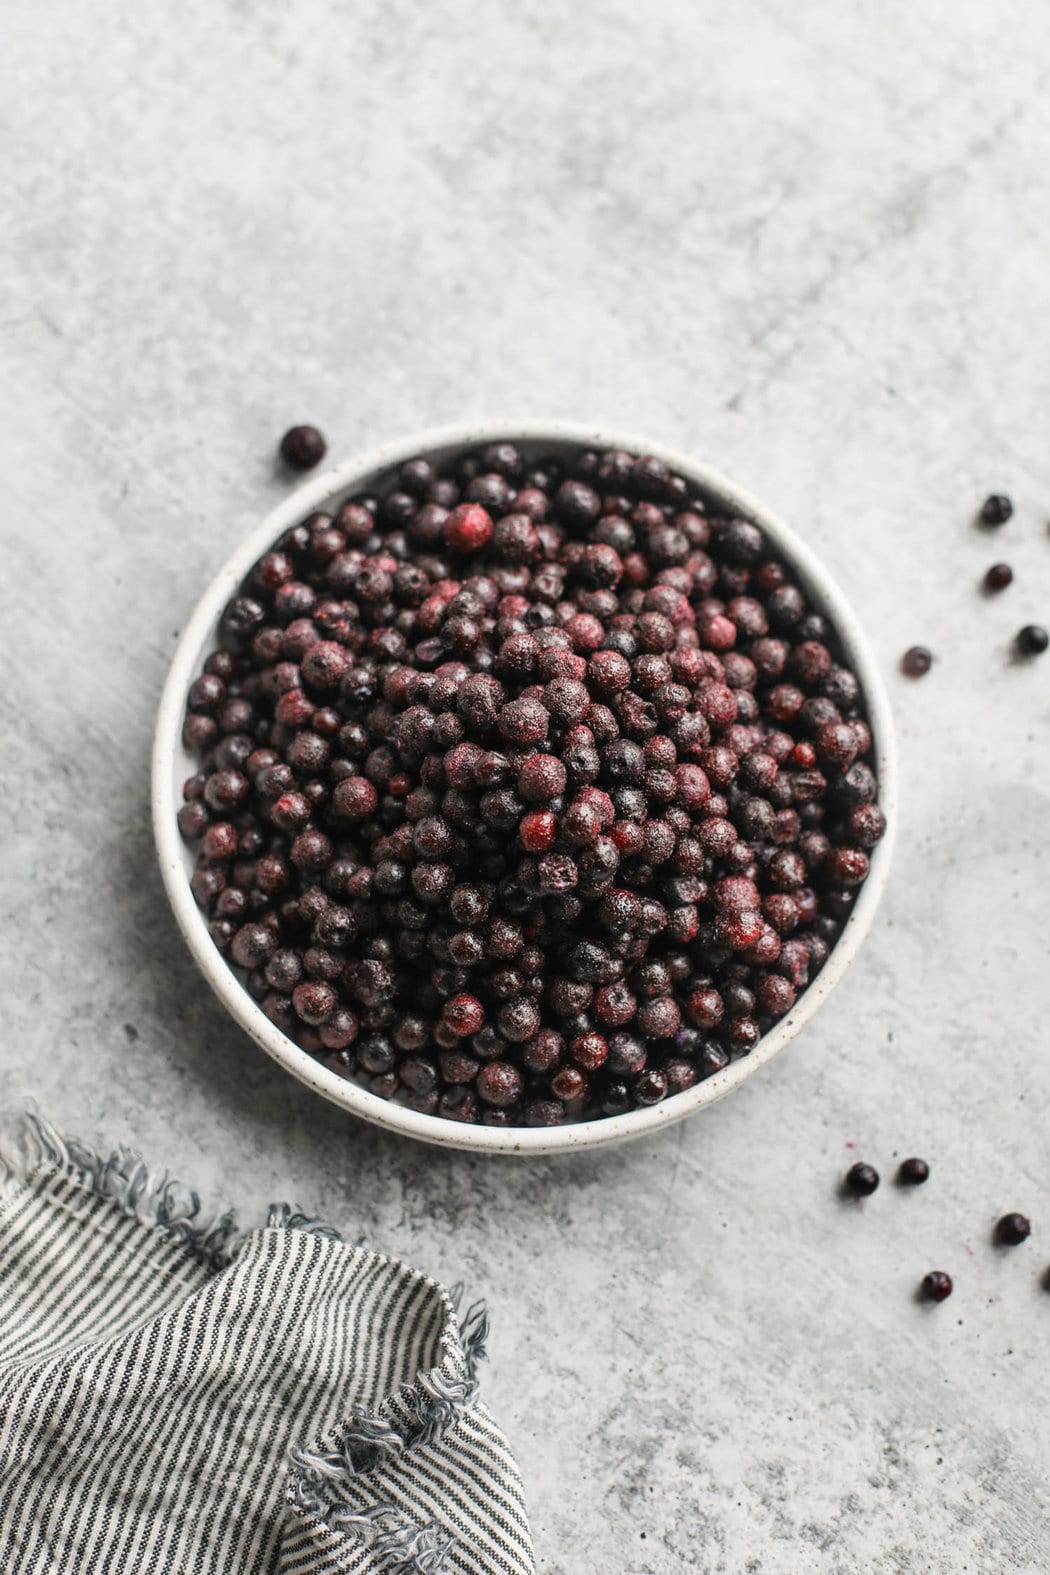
[289,1499,455,1574]
[0,1112,342,1272]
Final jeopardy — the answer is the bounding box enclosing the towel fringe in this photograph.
[287,1491,454,1573]
[289,1409,407,1482]
[458,1298,489,1380]
[288,1287,489,1544]
[265,1203,343,1241]
[7,1114,342,1271]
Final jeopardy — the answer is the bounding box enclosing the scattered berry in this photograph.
[996,1212,1031,1246]
[897,1157,929,1185]
[979,494,1013,526]
[901,646,932,679]
[920,1271,952,1303]
[845,1161,880,1197]
[984,563,1013,592]
[1016,625,1048,656]
[280,425,327,470]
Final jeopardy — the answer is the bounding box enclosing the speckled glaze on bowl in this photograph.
[152,421,897,1154]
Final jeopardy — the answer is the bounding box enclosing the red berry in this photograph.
[518,754,568,803]
[444,503,494,554]
[519,810,557,852]
[476,1061,524,1107]
[714,875,761,911]
[700,612,736,652]
[570,1031,608,1070]
[685,988,724,1029]
[443,994,484,1037]
[551,1066,587,1101]
[292,981,337,1025]
[269,791,311,832]
[714,908,764,950]
[826,847,869,885]
[201,822,238,862]
[815,721,858,770]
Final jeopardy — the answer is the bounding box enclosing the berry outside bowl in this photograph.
[152,420,898,1156]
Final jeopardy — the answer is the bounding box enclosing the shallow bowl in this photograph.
[152,420,897,1154]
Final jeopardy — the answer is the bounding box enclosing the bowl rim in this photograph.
[152,418,898,1155]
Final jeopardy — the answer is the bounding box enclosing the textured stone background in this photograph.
[4,1,1050,1569]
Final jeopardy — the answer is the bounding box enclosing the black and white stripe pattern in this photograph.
[0,1119,534,1574]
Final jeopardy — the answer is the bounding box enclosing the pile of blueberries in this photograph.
[178,435,884,1127]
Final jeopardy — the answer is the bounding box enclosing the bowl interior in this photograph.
[153,421,897,1154]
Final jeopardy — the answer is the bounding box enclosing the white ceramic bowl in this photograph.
[153,421,897,1154]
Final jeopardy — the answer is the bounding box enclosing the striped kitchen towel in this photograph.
[0,1117,534,1574]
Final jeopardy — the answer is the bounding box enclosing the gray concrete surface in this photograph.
[4,1,1050,1569]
